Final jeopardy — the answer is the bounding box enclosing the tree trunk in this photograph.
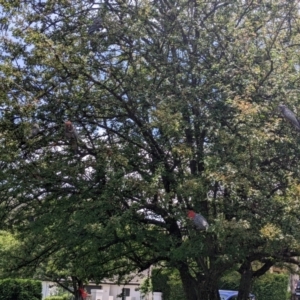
[74,290,84,300]
[237,261,253,300]
[179,265,221,300]
[198,276,221,300]
[179,265,198,300]
[71,276,84,300]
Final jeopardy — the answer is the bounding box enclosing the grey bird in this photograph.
[30,123,40,138]
[278,104,300,130]
[88,16,102,35]
[64,121,79,153]
[187,210,209,231]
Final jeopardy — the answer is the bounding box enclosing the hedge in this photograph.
[44,295,70,300]
[151,268,185,300]
[219,271,240,291]
[0,278,42,300]
[151,269,170,299]
[252,273,289,300]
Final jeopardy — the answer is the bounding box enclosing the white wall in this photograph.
[91,289,104,300]
[42,281,58,299]
[90,285,111,300]
[153,292,162,300]
[109,284,141,300]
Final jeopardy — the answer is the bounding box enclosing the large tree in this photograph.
[1,1,300,299]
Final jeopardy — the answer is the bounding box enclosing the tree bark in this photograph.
[198,275,221,300]
[179,264,198,300]
[179,264,221,300]
[237,261,253,300]
[71,276,84,300]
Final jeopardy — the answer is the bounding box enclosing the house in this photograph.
[42,281,61,299]
[42,270,162,300]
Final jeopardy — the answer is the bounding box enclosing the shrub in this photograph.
[219,271,240,290]
[151,268,185,300]
[0,278,42,300]
[252,273,289,300]
[151,269,170,298]
[44,295,70,300]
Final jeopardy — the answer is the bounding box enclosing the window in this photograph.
[122,288,130,300]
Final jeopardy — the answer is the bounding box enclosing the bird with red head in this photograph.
[187,210,209,230]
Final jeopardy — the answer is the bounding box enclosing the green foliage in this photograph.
[220,271,289,300]
[252,273,289,300]
[1,0,300,299]
[167,273,185,300]
[44,296,70,300]
[139,277,153,297]
[0,278,42,300]
[153,269,287,300]
[151,269,170,296]
[151,268,185,300]
[0,231,20,277]
[219,271,240,291]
